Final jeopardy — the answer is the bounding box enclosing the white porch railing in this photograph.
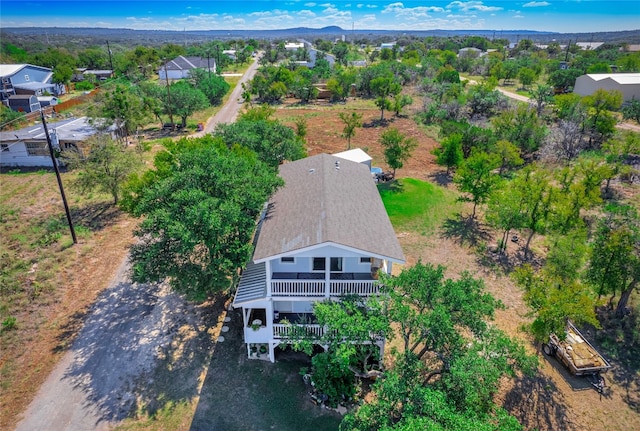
[330,281,380,296]
[270,280,379,297]
[271,280,325,296]
[273,323,325,339]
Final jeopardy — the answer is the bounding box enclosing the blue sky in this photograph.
[1,1,638,33]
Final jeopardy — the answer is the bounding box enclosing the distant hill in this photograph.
[2,26,639,48]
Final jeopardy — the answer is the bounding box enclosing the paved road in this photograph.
[192,54,261,137]
[13,58,262,431]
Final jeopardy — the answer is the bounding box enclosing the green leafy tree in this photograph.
[166,81,209,128]
[581,88,623,147]
[492,104,546,153]
[601,132,640,193]
[371,76,402,121]
[52,64,73,87]
[89,84,145,140]
[128,136,283,300]
[517,67,536,90]
[454,151,501,219]
[621,97,640,124]
[547,68,582,93]
[466,80,504,118]
[586,205,640,318]
[63,134,142,205]
[491,140,523,175]
[529,84,554,116]
[486,186,526,254]
[0,104,25,130]
[392,94,413,117]
[190,68,230,105]
[433,133,463,174]
[338,111,363,150]
[213,117,305,168]
[379,128,418,177]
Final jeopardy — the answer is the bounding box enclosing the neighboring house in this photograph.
[37,96,59,107]
[222,49,237,61]
[7,95,41,113]
[0,64,65,102]
[575,41,604,51]
[72,68,113,82]
[0,116,116,168]
[293,48,336,69]
[574,73,640,103]
[284,42,305,51]
[333,148,372,169]
[458,47,483,57]
[233,154,405,362]
[379,42,396,50]
[158,56,216,80]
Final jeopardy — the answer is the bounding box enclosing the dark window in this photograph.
[360,257,371,263]
[281,257,294,263]
[1,144,8,152]
[313,257,325,271]
[330,257,343,272]
[25,142,48,156]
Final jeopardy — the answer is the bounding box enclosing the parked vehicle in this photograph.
[542,321,611,393]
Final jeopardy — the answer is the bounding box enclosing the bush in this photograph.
[75,80,95,91]
[310,352,355,407]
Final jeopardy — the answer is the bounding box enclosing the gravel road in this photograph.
[13,58,260,431]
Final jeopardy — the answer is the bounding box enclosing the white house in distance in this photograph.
[0,116,116,168]
[574,73,640,103]
[233,153,405,362]
[158,56,216,80]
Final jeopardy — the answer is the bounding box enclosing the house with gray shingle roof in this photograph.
[157,56,216,80]
[233,153,405,362]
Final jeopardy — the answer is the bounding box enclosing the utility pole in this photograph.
[162,59,175,131]
[106,40,115,77]
[207,50,211,79]
[40,111,77,244]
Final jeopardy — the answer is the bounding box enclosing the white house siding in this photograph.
[0,141,52,167]
[574,73,640,103]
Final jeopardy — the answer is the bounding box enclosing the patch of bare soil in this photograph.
[0,200,136,430]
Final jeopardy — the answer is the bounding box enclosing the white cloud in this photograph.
[447,1,503,12]
[297,10,316,17]
[523,1,550,7]
[304,2,317,6]
[367,4,378,8]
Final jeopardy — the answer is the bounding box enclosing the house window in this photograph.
[24,74,29,81]
[312,257,326,271]
[330,257,343,272]
[360,257,371,264]
[25,142,48,156]
[1,144,8,152]
[281,257,294,264]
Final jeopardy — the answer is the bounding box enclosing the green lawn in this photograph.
[379,178,461,235]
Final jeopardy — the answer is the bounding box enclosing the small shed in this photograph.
[37,96,58,107]
[333,148,372,169]
[7,94,41,113]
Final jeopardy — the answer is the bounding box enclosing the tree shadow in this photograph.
[440,213,491,247]
[592,309,640,413]
[427,171,453,187]
[70,201,123,232]
[59,263,226,425]
[503,373,576,431]
[362,117,396,128]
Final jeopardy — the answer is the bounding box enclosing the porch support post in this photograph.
[266,260,272,297]
[325,262,330,297]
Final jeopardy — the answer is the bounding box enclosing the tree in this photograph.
[466,80,504,118]
[517,67,536,90]
[379,128,418,177]
[486,185,526,254]
[433,133,463,174]
[89,84,145,140]
[529,84,554,116]
[586,205,640,318]
[492,104,547,153]
[128,136,283,300]
[371,76,402,121]
[601,132,640,193]
[581,88,623,148]
[338,111,363,150]
[64,134,142,205]
[547,68,582,93]
[622,97,640,124]
[52,64,73,88]
[190,68,230,105]
[213,117,306,168]
[166,81,209,128]
[491,140,523,175]
[392,94,413,117]
[454,151,501,219]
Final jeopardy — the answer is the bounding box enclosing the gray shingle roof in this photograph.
[163,56,213,71]
[233,260,267,305]
[252,154,405,263]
